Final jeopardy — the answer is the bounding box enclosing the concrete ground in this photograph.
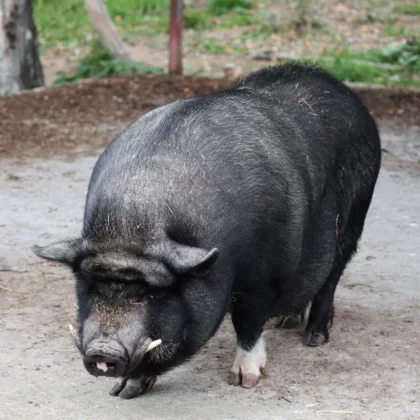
[0,127,419,420]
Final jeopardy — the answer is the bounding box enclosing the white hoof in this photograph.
[228,336,267,388]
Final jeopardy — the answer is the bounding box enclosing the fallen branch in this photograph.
[0,265,27,273]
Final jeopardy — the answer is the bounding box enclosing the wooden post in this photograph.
[169,0,183,74]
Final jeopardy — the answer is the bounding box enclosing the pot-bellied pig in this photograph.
[34,63,381,399]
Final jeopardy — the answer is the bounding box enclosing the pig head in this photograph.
[33,237,218,379]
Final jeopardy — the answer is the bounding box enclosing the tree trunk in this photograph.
[0,0,44,95]
[84,0,130,60]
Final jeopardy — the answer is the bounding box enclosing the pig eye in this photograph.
[117,267,143,278]
[148,285,170,300]
[149,291,166,300]
[110,282,124,291]
[130,297,144,305]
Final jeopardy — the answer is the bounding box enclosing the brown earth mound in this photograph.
[0,73,418,159]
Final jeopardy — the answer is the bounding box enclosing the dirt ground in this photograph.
[0,78,419,419]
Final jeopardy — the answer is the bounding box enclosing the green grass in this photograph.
[232,44,248,53]
[239,26,278,41]
[34,1,91,49]
[199,38,229,54]
[184,11,211,30]
[307,56,390,84]
[354,11,396,26]
[237,6,326,41]
[107,0,166,15]
[300,41,420,87]
[218,12,260,28]
[35,0,259,49]
[34,0,420,88]
[107,0,168,32]
[191,36,249,54]
[53,42,163,85]
[301,57,420,87]
[320,43,420,71]
[380,40,420,73]
[292,0,325,34]
[34,0,169,50]
[395,3,420,15]
[207,0,253,17]
[384,25,406,37]
[321,48,383,63]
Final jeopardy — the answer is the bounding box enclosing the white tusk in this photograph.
[69,323,76,337]
[146,339,162,353]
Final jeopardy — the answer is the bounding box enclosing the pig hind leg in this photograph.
[269,191,338,334]
[271,307,307,330]
[304,201,371,347]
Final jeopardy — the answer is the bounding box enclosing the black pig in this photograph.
[34,63,381,399]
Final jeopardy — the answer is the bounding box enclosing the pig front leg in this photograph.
[228,336,267,388]
[109,375,157,399]
[229,293,272,388]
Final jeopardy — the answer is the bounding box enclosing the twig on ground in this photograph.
[0,265,27,273]
[317,410,353,414]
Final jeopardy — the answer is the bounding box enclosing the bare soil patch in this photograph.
[1,74,419,160]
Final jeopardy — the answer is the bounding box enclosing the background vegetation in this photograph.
[34,0,420,87]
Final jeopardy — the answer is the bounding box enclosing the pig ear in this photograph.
[164,243,219,274]
[32,238,82,266]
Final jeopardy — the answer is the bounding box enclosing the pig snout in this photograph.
[83,344,127,377]
[82,339,163,377]
[83,353,126,377]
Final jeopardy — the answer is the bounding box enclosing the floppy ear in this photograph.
[32,238,82,266]
[161,241,219,274]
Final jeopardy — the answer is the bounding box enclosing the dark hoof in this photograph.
[304,316,332,347]
[303,330,328,347]
[109,377,128,396]
[110,375,157,399]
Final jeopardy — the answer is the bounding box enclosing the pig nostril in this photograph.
[84,354,124,377]
[89,361,116,371]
